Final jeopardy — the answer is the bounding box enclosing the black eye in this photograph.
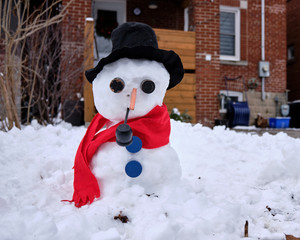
[110,78,125,93]
[141,80,155,94]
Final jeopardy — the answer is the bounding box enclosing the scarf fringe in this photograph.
[63,189,100,208]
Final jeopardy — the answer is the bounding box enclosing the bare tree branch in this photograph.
[0,0,81,130]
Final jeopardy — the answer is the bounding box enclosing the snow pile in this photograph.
[1,120,300,240]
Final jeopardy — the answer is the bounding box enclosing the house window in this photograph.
[95,10,118,39]
[93,0,126,62]
[219,90,243,113]
[287,45,295,61]
[220,6,240,61]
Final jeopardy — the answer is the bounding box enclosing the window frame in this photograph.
[220,6,241,61]
[219,90,243,113]
[287,44,295,62]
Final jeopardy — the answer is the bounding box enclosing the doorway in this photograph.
[92,0,126,63]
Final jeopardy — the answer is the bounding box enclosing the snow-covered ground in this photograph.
[1,120,300,240]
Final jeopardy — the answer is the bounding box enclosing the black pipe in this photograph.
[115,108,133,146]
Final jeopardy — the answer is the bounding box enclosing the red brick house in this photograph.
[61,0,288,127]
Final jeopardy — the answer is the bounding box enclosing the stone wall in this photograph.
[247,91,287,124]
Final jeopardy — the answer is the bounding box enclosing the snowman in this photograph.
[70,22,184,207]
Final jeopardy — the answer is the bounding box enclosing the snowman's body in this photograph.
[91,142,181,197]
[90,58,181,197]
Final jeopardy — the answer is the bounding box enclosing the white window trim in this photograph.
[220,90,243,101]
[287,45,295,61]
[184,8,189,31]
[220,6,240,61]
[219,90,243,113]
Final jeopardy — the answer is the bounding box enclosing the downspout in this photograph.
[261,0,265,101]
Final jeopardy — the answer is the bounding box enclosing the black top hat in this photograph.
[85,22,184,90]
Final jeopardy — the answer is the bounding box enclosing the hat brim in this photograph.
[85,46,184,90]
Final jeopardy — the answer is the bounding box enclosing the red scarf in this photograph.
[70,104,170,207]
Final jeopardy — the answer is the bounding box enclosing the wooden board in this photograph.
[154,28,196,71]
[83,19,96,123]
[164,73,196,122]
[154,29,196,122]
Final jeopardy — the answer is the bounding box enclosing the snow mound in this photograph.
[1,121,300,239]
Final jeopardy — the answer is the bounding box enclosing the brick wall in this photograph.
[60,0,287,126]
[221,3,287,89]
[192,0,221,126]
[287,0,300,101]
[61,0,91,101]
[127,0,184,30]
[192,0,287,126]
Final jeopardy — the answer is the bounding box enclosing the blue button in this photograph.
[126,136,142,153]
[125,160,142,178]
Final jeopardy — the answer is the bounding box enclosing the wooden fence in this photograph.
[83,19,96,123]
[154,28,196,122]
[83,21,196,123]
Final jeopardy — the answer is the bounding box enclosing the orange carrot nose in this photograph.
[129,88,137,110]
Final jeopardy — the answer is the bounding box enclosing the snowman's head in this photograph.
[92,58,170,122]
